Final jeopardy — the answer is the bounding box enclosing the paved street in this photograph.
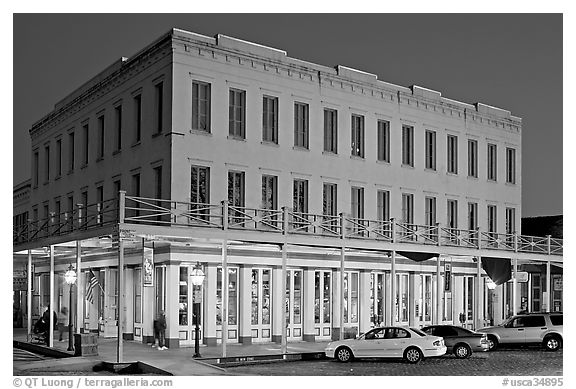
[227,349,563,376]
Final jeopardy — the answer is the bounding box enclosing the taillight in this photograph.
[433,340,443,347]
[480,335,488,344]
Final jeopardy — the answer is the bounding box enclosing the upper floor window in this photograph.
[506,147,516,184]
[402,125,414,167]
[351,186,365,219]
[262,95,278,143]
[114,105,122,151]
[228,170,245,207]
[425,130,436,170]
[32,150,39,187]
[229,88,246,139]
[190,165,210,205]
[323,108,338,153]
[323,183,338,216]
[293,179,309,213]
[447,135,458,174]
[506,207,516,235]
[55,139,62,178]
[68,131,75,172]
[154,82,164,135]
[351,114,365,158]
[192,81,211,132]
[447,199,458,229]
[133,94,142,143]
[261,175,278,210]
[82,122,89,166]
[294,102,309,149]
[487,143,497,181]
[487,204,497,233]
[468,202,478,231]
[425,196,437,226]
[44,144,50,183]
[467,139,478,178]
[401,193,414,224]
[97,115,105,160]
[377,120,390,163]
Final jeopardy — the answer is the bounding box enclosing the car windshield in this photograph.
[500,317,514,327]
[410,328,427,337]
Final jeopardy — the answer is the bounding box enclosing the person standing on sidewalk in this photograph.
[57,307,68,341]
[153,311,167,350]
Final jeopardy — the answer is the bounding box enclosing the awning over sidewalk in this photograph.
[481,257,511,285]
[398,251,438,262]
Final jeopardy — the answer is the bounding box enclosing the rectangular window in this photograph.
[134,268,142,324]
[402,125,414,167]
[81,190,88,208]
[114,105,122,151]
[82,123,89,166]
[190,165,210,221]
[293,179,309,213]
[487,205,497,233]
[323,183,338,216]
[178,267,188,325]
[113,180,121,198]
[377,190,390,222]
[377,120,390,162]
[468,139,478,178]
[131,173,141,197]
[425,130,436,170]
[425,196,437,226]
[487,143,497,181]
[154,82,163,134]
[506,207,516,235]
[323,108,338,153]
[447,199,458,229]
[229,88,246,139]
[468,202,478,231]
[54,199,61,226]
[192,81,211,132]
[351,187,364,220]
[153,166,162,222]
[133,94,142,143]
[294,102,309,148]
[68,132,75,172]
[261,175,278,210]
[96,185,103,224]
[351,114,365,158]
[97,115,105,159]
[506,147,516,184]
[401,193,414,224]
[33,151,39,187]
[228,171,245,207]
[262,95,278,143]
[44,145,50,182]
[55,139,62,177]
[447,135,458,174]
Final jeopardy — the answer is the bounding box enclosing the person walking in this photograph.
[57,307,68,341]
[153,311,167,350]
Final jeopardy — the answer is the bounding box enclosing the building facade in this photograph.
[14,29,561,350]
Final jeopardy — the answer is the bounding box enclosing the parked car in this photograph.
[325,326,446,364]
[421,325,489,358]
[477,312,563,351]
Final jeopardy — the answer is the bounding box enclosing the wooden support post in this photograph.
[221,200,229,358]
[27,250,32,342]
[281,206,288,354]
[49,245,54,347]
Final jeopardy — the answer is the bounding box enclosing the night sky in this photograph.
[12,14,563,217]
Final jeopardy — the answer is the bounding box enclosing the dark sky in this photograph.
[12,14,563,217]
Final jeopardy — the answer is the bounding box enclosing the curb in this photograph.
[201,351,326,367]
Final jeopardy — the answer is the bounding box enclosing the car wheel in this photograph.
[335,346,353,362]
[404,347,423,364]
[453,343,472,359]
[543,335,561,352]
[487,335,498,351]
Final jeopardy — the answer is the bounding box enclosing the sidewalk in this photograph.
[13,328,329,376]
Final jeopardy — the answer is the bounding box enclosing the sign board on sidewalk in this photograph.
[513,271,529,283]
[444,262,452,292]
[143,247,154,287]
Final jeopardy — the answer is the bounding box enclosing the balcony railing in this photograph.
[13,194,563,256]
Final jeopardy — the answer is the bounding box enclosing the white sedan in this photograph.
[325,326,446,363]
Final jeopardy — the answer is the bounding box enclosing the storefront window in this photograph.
[216,267,239,326]
[251,270,259,325]
[351,272,358,323]
[262,270,270,325]
[323,272,331,324]
[314,272,321,324]
[155,267,165,316]
[179,267,188,325]
[293,270,302,325]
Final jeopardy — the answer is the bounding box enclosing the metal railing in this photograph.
[13,193,563,256]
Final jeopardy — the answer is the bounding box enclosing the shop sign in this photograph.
[513,271,529,283]
[553,278,562,291]
[143,247,154,287]
[444,263,451,292]
[13,277,27,291]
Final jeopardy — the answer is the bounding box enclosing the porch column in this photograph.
[476,257,483,330]
[222,239,228,357]
[117,238,124,362]
[164,264,179,348]
[332,270,342,340]
[27,250,32,342]
[271,266,283,343]
[339,212,346,340]
[49,245,55,347]
[408,273,417,326]
[435,256,442,324]
[389,250,396,325]
[384,272,392,325]
[302,268,316,342]
[280,206,289,352]
[359,270,371,334]
[75,240,83,334]
[512,258,518,316]
[238,265,252,344]
[545,260,551,312]
[203,264,217,346]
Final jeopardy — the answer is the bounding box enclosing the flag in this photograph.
[86,269,102,304]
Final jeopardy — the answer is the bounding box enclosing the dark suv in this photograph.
[477,312,563,351]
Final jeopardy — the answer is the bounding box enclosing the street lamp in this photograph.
[64,264,77,352]
[190,262,205,358]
